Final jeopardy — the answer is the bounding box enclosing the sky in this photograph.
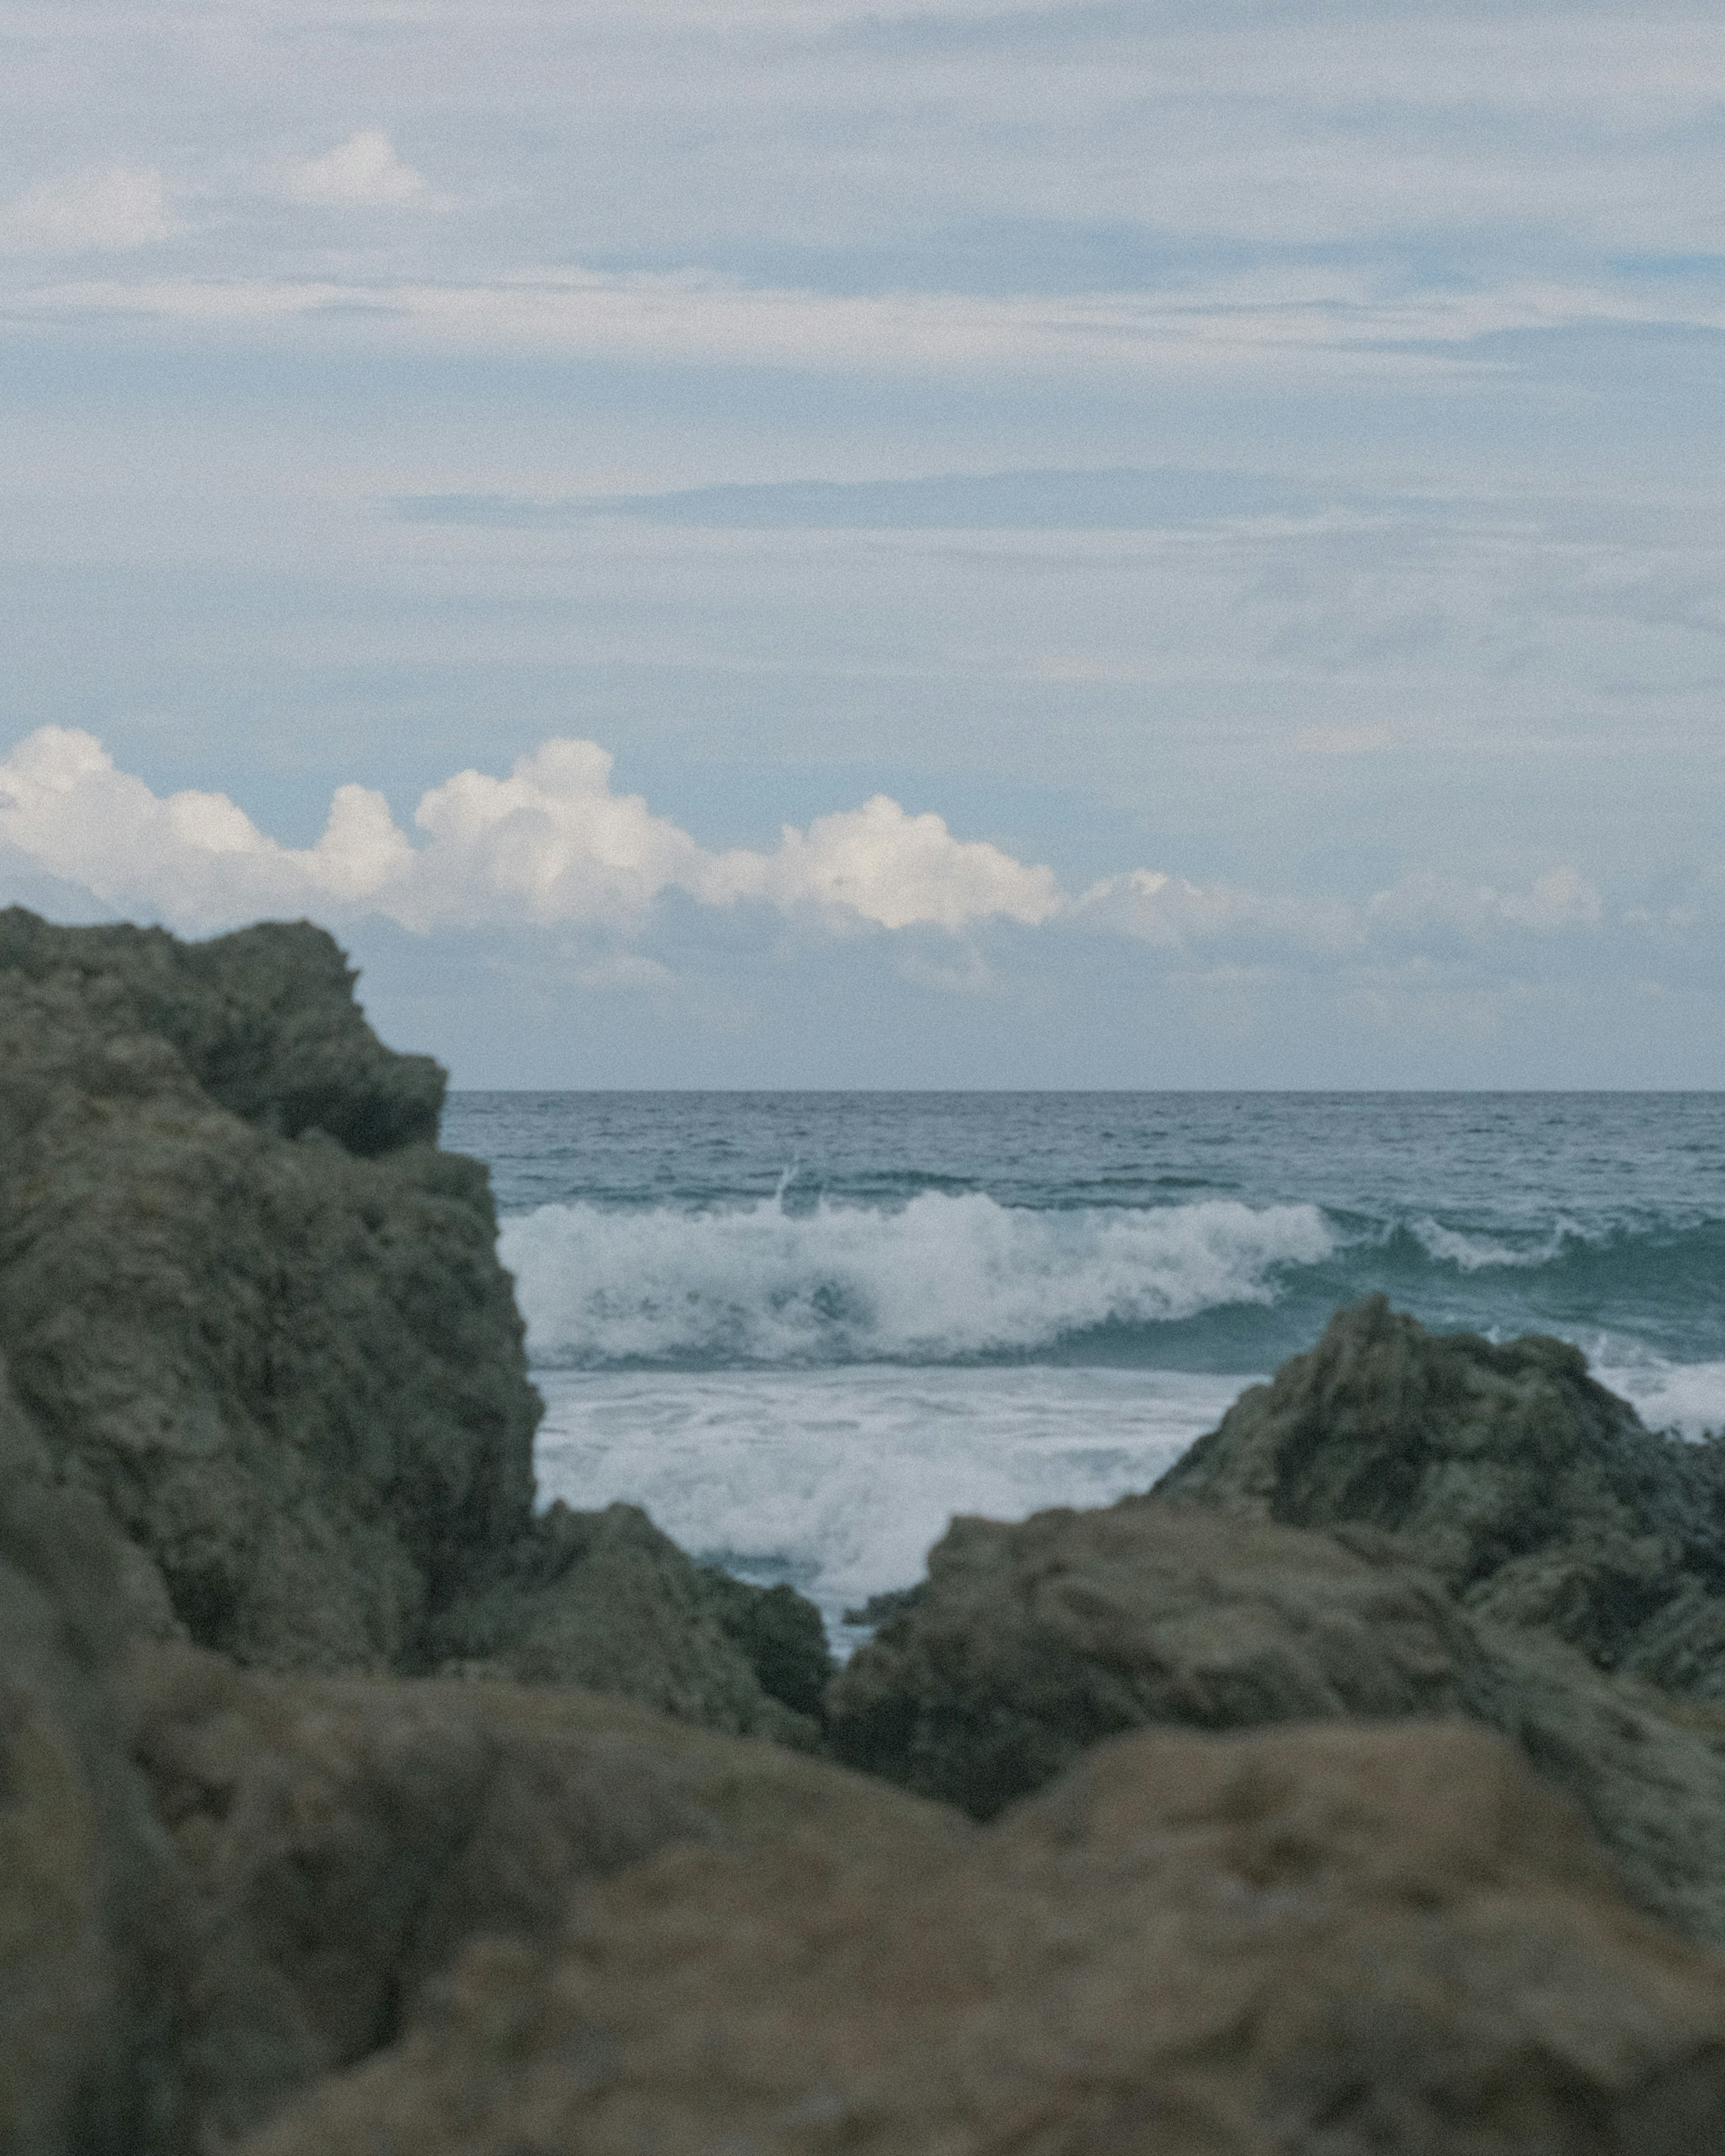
[1,0,1722,1087]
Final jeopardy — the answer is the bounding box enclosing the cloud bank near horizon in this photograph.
[0,726,1611,973]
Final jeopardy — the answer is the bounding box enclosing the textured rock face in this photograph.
[826,1489,1725,1948]
[237,1719,1725,2156]
[827,1500,1478,1815]
[122,1644,963,2150]
[0,908,827,1731]
[428,1501,832,1745]
[0,908,444,1156]
[1156,1292,1725,1681]
[0,935,538,1670]
[0,1365,191,2156]
[0,1454,953,2156]
[825,1303,1725,1946]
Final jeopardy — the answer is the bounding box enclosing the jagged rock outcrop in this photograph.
[0,909,443,1156]
[0,1425,954,2156]
[1157,1292,1725,1687]
[427,1501,832,1744]
[236,1718,1725,2156]
[825,1302,1725,1945]
[0,908,828,1734]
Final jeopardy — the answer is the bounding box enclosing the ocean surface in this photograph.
[442,1092,1725,1646]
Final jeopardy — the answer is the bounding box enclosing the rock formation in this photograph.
[123,1642,962,2150]
[0,1452,957,2156]
[827,1500,1478,1815]
[0,1370,189,2156]
[1157,1291,1725,1687]
[236,1718,1725,2156]
[825,1302,1725,1947]
[12,908,1725,2154]
[0,907,828,1733]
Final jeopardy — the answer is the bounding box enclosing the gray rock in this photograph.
[1154,1293,1725,1680]
[0,1380,938,2156]
[0,908,827,1737]
[824,1314,1725,1947]
[426,1502,829,1746]
[827,1500,1477,1815]
[234,1718,1725,2156]
[122,1640,962,2149]
[0,1359,194,2156]
[0,907,443,1156]
[0,951,538,1671]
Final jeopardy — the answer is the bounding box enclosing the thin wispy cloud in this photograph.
[16,263,1712,377]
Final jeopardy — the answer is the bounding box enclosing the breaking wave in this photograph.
[500,1192,1336,1368]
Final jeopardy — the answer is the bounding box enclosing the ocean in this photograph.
[442,1091,1725,1647]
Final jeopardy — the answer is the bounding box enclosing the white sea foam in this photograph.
[1587,1348,1725,1439]
[1409,1216,1582,1272]
[500,1192,1335,1367]
[531,1364,1251,1646]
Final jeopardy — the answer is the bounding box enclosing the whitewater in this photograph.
[445,1091,1725,1643]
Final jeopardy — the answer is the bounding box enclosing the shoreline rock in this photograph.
[1157,1290,1725,1683]
[826,1301,1725,1949]
[236,1717,1725,2156]
[0,907,830,1730]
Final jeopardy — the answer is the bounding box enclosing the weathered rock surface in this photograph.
[0,908,444,1157]
[1158,1292,1725,1684]
[123,1643,963,2150]
[827,1501,1478,1815]
[0,908,828,1733]
[826,1304,1725,1946]
[0,1331,940,2156]
[425,1501,830,1745]
[0,1359,192,2156]
[238,1718,1725,2156]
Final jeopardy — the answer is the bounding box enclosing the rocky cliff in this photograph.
[0,906,827,1730]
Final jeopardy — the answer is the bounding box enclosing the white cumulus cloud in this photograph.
[0,165,175,253]
[0,729,1059,938]
[0,730,1615,970]
[280,130,434,209]
[737,797,1060,931]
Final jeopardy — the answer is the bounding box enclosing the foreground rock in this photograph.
[827,1492,1725,1946]
[829,1298,1725,1941]
[126,1645,962,2150]
[827,1501,1475,1815]
[0,908,826,1734]
[0,1369,230,2156]
[239,1718,1725,2156]
[426,1501,829,1744]
[0,1366,949,2156]
[1159,1292,1725,1688]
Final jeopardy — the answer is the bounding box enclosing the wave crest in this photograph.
[500,1192,1336,1368]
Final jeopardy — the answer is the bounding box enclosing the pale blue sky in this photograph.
[1,0,1722,1084]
